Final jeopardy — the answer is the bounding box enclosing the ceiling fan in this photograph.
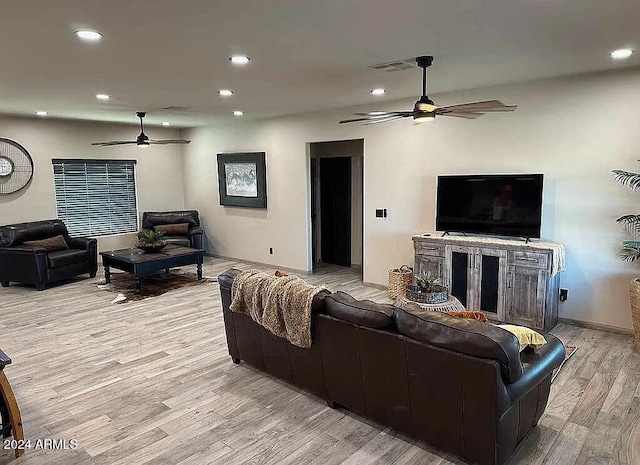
[92,112,191,147]
[340,56,517,125]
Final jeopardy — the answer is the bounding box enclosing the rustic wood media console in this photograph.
[413,234,565,332]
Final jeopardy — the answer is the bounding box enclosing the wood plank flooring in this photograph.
[0,258,638,464]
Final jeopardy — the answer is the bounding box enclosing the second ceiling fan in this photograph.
[92,112,191,147]
[340,56,517,125]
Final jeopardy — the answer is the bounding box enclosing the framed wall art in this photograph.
[217,152,267,208]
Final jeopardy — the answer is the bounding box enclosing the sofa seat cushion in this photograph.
[394,307,523,384]
[163,236,191,247]
[155,223,189,235]
[325,291,394,329]
[47,249,88,269]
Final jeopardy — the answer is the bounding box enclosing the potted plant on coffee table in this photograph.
[136,229,168,253]
[612,164,640,348]
[406,271,449,304]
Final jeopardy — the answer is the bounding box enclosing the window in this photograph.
[52,159,138,236]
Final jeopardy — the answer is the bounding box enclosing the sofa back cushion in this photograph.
[0,219,69,247]
[142,211,199,230]
[24,235,69,252]
[325,291,394,329]
[394,306,523,384]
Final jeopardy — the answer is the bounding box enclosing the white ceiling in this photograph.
[1,0,638,127]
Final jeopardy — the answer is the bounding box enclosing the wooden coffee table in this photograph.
[100,244,205,292]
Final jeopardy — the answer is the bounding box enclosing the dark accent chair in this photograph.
[0,219,97,291]
[141,210,203,249]
[219,268,566,465]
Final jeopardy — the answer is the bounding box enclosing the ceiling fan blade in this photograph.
[439,112,484,119]
[91,141,137,146]
[148,139,191,145]
[363,115,407,125]
[352,111,415,117]
[340,117,376,124]
[437,100,515,112]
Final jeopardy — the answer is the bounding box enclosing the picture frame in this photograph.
[217,152,267,208]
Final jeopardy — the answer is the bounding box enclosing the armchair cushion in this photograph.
[23,235,69,252]
[155,223,189,235]
[47,249,88,269]
[162,236,191,247]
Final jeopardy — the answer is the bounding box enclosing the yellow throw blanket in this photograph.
[230,269,326,348]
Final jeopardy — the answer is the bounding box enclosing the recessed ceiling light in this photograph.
[233,110,244,116]
[610,48,634,60]
[75,30,103,41]
[371,88,386,96]
[161,122,172,126]
[96,94,110,101]
[218,89,234,97]
[35,111,48,117]
[230,55,250,65]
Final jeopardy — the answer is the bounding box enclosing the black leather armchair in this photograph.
[141,210,204,249]
[0,220,97,291]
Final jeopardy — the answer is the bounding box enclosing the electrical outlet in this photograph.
[269,247,273,255]
[559,289,568,302]
[375,209,384,218]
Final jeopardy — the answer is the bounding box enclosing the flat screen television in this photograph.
[436,174,544,238]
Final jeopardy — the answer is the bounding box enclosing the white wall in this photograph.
[183,66,640,330]
[0,116,185,251]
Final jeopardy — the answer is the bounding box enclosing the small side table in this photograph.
[397,295,466,313]
[0,350,24,458]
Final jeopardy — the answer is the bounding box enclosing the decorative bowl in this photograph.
[136,241,168,253]
[406,285,449,304]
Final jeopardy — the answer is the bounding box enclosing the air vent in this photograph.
[369,59,418,72]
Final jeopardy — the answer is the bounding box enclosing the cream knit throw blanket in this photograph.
[230,269,326,348]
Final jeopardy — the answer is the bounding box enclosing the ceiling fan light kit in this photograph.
[92,112,191,147]
[340,55,517,125]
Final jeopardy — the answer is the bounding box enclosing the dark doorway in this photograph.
[320,157,351,266]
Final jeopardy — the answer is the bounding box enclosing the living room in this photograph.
[1,1,639,464]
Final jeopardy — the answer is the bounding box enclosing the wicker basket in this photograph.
[629,278,640,351]
[406,285,449,304]
[388,265,413,299]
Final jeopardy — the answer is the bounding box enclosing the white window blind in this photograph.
[52,159,138,236]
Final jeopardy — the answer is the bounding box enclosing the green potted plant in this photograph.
[136,229,168,253]
[407,271,449,304]
[612,165,640,348]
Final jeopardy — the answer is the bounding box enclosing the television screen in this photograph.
[436,174,544,238]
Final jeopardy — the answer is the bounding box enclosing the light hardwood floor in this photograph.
[0,258,638,464]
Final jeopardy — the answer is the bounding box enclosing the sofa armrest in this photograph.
[0,246,48,255]
[0,247,49,286]
[67,236,97,250]
[189,226,203,236]
[66,237,98,277]
[505,333,565,402]
[189,226,204,249]
[219,268,243,290]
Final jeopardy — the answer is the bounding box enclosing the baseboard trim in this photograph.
[362,281,388,291]
[207,253,311,276]
[350,264,362,271]
[557,317,633,336]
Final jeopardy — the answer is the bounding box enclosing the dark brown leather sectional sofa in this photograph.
[219,268,565,465]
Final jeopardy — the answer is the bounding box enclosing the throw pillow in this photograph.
[447,311,488,322]
[23,235,69,252]
[497,324,547,351]
[155,223,189,235]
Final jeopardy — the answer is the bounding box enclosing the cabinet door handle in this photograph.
[518,257,538,262]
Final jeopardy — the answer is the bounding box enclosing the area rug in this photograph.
[551,344,577,383]
[96,270,217,303]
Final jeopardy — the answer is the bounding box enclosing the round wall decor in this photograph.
[0,138,34,195]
